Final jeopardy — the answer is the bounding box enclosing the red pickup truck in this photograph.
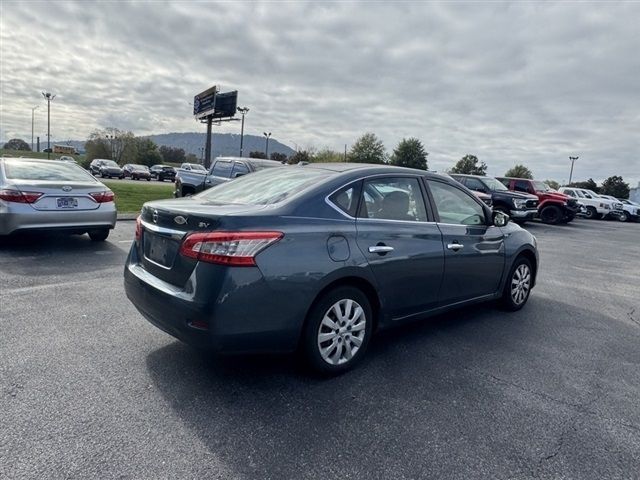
[496,177,581,224]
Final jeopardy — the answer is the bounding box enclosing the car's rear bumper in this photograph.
[123,246,302,354]
[0,203,117,236]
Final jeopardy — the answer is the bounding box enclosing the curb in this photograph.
[117,214,139,221]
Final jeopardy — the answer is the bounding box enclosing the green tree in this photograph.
[159,145,186,164]
[270,152,288,163]
[133,138,162,166]
[390,137,428,170]
[249,151,267,159]
[184,153,199,164]
[85,128,135,164]
[313,148,344,163]
[504,164,533,179]
[544,179,560,190]
[568,178,599,193]
[3,138,31,151]
[348,133,386,164]
[287,150,312,164]
[450,154,487,175]
[600,175,630,199]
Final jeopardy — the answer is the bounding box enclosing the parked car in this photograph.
[0,157,116,240]
[496,177,580,224]
[174,157,283,197]
[89,159,124,179]
[180,163,207,172]
[125,164,538,374]
[558,187,623,220]
[150,165,176,182]
[599,195,639,222]
[450,174,538,223]
[123,164,151,181]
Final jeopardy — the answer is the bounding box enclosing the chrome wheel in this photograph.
[511,264,531,305]
[317,299,366,366]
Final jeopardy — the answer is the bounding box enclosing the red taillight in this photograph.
[179,231,283,266]
[90,191,115,203]
[0,189,43,203]
[135,216,142,242]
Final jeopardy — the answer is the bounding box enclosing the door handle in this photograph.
[368,245,394,254]
[447,243,464,251]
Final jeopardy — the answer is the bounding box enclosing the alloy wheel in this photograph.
[510,264,531,305]
[317,299,367,366]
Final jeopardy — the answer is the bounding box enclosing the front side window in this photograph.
[427,180,486,226]
[514,180,530,193]
[232,162,249,177]
[465,177,486,192]
[358,177,427,222]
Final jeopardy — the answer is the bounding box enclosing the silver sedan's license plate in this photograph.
[57,197,78,208]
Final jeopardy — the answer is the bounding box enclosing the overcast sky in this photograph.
[1,1,639,184]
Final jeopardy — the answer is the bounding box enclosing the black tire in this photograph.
[302,286,373,375]
[501,256,533,311]
[565,213,575,223]
[585,206,598,220]
[540,205,562,225]
[146,178,151,181]
[101,172,107,178]
[618,211,629,222]
[88,229,109,242]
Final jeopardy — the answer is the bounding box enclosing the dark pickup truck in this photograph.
[174,157,283,197]
[450,174,539,224]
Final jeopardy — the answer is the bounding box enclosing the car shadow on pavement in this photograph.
[144,297,640,479]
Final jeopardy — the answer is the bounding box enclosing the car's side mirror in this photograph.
[493,211,510,227]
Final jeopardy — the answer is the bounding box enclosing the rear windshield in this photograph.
[4,159,96,182]
[101,160,119,167]
[197,167,332,205]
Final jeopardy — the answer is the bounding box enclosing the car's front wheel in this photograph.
[501,256,533,311]
[302,286,373,375]
[585,206,599,219]
[88,229,109,241]
[618,211,629,222]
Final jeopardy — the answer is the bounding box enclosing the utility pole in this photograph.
[263,131,272,159]
[237,107,249,157]
[568,156,579,185]
[344,144,347,161]
[200,147,205,163]
[31,106,39,152]
[205,117,213,168]
[42,92,55,159]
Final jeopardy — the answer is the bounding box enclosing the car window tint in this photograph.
[427,180,486,226]
[514,180,529,193]
[4,160,95,182]
[358,177,427,222]
[232,162,249,177]
[329,182,361,217]
[212,161,233,177]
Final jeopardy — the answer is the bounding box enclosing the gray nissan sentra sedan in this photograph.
[125,163,538,374]
[0,157,117,240]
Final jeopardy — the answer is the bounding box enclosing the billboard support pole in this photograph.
[205,116,213,169]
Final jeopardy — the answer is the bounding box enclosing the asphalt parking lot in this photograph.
[1,219,638,479]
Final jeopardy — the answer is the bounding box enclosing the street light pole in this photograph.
[31,106,39,152]
[42,92,55,159]
[263,131,271,159]
[568,156,579,185]
[237,107,249,157]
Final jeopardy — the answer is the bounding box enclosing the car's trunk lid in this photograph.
[14,180,105,211]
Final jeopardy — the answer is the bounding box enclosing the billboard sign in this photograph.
[193,85,217,118]
[211,91,238,119]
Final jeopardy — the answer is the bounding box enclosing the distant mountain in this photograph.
[42,133,295,158]
[145,132,295,159]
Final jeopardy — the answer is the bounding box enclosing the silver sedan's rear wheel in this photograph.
[303,286,373,375]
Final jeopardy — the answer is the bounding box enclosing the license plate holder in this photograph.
[57,197,78,208]
[144,233,177,267]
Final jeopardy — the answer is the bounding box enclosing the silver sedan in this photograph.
[0,157,117,241]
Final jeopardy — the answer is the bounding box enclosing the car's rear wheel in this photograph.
[88,229,109,242]
[302,286,373,375]
[501,256,533,311]
[540,205,561,224]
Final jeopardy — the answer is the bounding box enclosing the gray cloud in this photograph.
[1,1,638,185]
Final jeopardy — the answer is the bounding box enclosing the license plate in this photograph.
[57,197,78,208]
[144,233,178,267]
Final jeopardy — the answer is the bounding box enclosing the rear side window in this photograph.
[514,180,530,193]
[212,161,233,178]
[328,182,361,217]
[232,162,249,177]
[4,160,95,182]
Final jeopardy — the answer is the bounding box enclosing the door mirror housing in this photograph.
[493,210,510,227]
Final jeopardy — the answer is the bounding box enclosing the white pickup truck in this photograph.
[600,195,639,222]
[558,187,624,220]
